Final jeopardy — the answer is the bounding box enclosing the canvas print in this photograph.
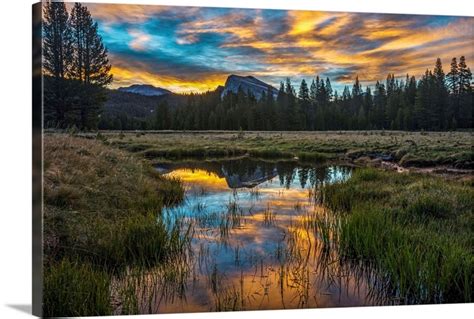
[33,1,474,317]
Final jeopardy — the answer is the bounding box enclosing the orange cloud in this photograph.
[85,4,168,23]
[87,3,473,92]
[110,66,226,93]
[178,11,260,42]
[287,11,334,36]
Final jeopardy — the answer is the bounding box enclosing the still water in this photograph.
[124,159,390,313]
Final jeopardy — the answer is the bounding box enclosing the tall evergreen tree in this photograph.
[298,79,310,129]
[432,58,448,129]
[373,81,387,129]
[404,75,417,130]
[285,78,302,130]
[447,58,460,128]
[458,56,472,93]
[457,56,473,128]
[363,86,373,128]
[414,70,435,130]
[308,79,318,130]
[43,0,73,126]
[325,78,333,102]
[309,79,317,102]
[70,3,113,129]
[447,58,460,95]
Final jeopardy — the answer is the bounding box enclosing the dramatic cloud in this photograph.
[84,3,474,93]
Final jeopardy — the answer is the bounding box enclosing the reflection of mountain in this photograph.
[155,158,352,189]
[222,165,277,188]
[157,159,278,188]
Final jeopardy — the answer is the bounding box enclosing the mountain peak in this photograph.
[222,74,278,100]
[118,84,172,96]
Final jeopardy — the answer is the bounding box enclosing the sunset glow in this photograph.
[81,3,474,93]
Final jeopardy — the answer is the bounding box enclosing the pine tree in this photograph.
[276,82,286,130]
[404,75,417,130]
[352,76,362,97]
[458,56,473,128]
[43,0,73,127]
[432,58,448,129]
[298,79,310,129]
[351,76,363,128]
[363,86,374,128]
[414,70,436,130]
[385,74,398,128]
[325,78,333,102]
[447,58,459,95]
[308,79,317,130]
[373,81,387,129]
[309,79,317,103]
[298,79,309,101]
[285,78,302,130]
[70,3,113,129]
[447,58,460,127]
[458,56,472,93]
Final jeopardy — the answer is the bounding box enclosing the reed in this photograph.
[320,168,474,303]
[43,259,112,317]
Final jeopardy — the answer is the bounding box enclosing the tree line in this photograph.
[42,2,471,132]
[104,57,472,131]
[43,1,112,130]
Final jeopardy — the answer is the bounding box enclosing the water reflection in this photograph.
[159,158,350,189]
[117,159,389,314]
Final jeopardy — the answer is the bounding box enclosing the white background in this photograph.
[0,0,472,318]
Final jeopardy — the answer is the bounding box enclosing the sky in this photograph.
[80,3,474,93]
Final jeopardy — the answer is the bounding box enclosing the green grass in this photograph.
[320,168,474,303]
[43,259,112,317]
[80,214,190,270]
[42,132,474,313]
[43,134,189,316]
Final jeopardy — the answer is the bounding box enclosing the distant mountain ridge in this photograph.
[118,84,172,96]
[104,75,278,123]
[221,74,279,100]
[116,75,277,101]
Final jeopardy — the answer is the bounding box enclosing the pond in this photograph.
[125,158,391,313]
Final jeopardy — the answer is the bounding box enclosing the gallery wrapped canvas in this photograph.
[33,1,473,317]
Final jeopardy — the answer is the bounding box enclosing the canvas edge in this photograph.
[32,2,43,317]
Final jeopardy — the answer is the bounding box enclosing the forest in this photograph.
[43,1,112,130]
[98,57,473,131]
[43,2,472,132]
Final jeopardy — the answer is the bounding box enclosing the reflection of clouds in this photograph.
[152,165,386,312]
[167,169,229,192]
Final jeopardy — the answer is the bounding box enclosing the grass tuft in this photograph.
[320,168,474,303]
[43,259,112,317]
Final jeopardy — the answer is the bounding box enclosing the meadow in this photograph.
[99,130,473,169]
[320,168,473,303]
[42,131,473,315]
[43,134,189,316]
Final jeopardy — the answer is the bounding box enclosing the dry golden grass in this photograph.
[42,134,187,316]
[100,130,473,168]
